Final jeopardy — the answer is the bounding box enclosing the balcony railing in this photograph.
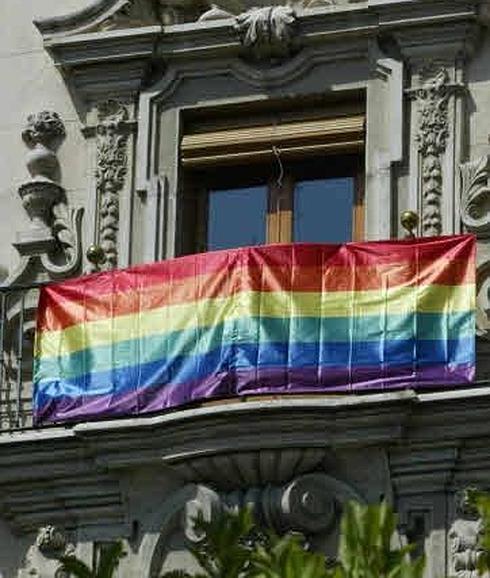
[0,283,45,431]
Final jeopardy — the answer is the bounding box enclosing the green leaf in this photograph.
[57,556,93,578]
[95,541,126,578]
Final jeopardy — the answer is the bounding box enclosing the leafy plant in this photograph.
[249,532,330,578]
[57,541,126,578]
[332,501,425,578]
[51,501,425,578]
[465,488,490,575]
[161,501,425,578]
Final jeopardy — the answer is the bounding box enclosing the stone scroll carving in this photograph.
[416,68,450,237]
[234,5,298,61]
[184,473,361,540]
[460,155,490,339]
[94,100,130,271]
[461,156,490,237]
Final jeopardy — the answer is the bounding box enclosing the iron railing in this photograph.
[0,282,48,431]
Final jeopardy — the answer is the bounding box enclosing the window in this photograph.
[178,100,365,255]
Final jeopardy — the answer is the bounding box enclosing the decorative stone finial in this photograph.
[22,111,65,150]
[17,112,67,244]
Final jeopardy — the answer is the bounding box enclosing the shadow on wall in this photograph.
[0,267,7,284]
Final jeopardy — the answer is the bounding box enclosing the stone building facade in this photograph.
[2,0,490,576]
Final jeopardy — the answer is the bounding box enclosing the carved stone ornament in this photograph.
[94,100,130,271]
[199,4,234,21]
[4,111,83,287]
[98,0,159,30]
[449,489,484,578]
[184,473,361,541]
[234,5,298,61]
[416,68,450,237]
[460,156,490,237]
[36,526,67,556]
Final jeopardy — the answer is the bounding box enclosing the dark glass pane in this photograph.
[208,185,267,251]
[294,178,354,243]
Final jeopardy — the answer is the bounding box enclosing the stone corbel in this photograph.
[183,473,362,541]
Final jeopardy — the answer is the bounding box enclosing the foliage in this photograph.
[466,488,490,575]
[332,501,425,578]
[51,501,426,578]
[249,532,330,578]
[188,507,255,578]
[57,541,126,578]
[160,501,425,578]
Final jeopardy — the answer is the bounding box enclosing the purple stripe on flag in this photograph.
[34,363,475,425]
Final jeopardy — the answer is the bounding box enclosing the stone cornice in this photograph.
[36,0,486,103]
[3,389,490,533]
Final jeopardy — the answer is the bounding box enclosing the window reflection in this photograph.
[207,185,267,251]
[293,178,354,243]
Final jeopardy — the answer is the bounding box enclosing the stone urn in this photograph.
[19,111,66,238]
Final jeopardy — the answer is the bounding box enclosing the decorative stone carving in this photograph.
[459,156,490,339]
[94,100,130,271]
[36,526,67,556]
[460,156,490,237]
[449,489,484,578]
[183,473,361,540]
[172,448,327,490]
[19,112,65,242]
[416,68,449,237]
[199,4,233,21]
[98,0,159,30]
[234,5,298,61]
[5,112,84,284]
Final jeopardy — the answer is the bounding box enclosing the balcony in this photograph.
[0,282,45,431]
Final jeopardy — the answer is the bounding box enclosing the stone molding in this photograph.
[4,391,490,536]
[35,0,486,102]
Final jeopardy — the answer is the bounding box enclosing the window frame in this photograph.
[180,153,364,255]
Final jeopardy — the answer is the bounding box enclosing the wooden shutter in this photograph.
[181,114,365,168]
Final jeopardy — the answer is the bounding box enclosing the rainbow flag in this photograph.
[34,235,476,425]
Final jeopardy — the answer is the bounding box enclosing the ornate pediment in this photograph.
[35,0,352,36]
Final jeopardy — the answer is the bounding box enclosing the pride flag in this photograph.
[34,235,475,425]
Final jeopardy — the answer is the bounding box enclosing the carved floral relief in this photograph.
[95,100,130,271]
[416,68,450,237]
